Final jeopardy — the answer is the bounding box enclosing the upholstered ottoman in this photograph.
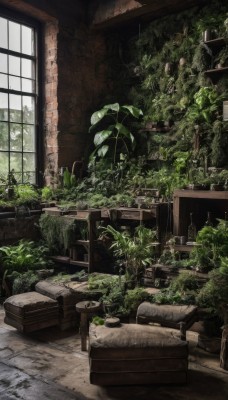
[4,292,59,333]
[137,303,198,340]
[35,280,101,330]
[89,323,188,386]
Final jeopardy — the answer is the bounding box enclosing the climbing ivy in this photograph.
[109,0,228,168]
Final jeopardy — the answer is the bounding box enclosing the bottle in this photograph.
[205,211,213,227]
[187,212,197,242]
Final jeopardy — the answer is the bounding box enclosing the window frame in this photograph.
[0,7,43,186]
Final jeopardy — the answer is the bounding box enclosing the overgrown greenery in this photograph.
[197,257,228,323]
[102,224,157,285]
[182,218,228,272]
[39,213,83,255]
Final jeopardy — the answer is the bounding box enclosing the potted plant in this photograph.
[102,224,157,287]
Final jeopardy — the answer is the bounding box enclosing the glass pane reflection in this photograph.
[0,122,9,150]
[10,152,22,172]
[0,93,8,121]
[0,17,8,49]
[9,94,22,123]
[22,58,33,79]
[0,54,7,73]
[9,21,20,52]
[10,123,22,151]
[22,25,34,56]
[0,73,8,89]
[23,96,34,123]
[9,55,21,77]
[0,152,9,176]
[9,76,21,91]
[23,125,35,151]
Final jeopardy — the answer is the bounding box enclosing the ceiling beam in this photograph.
[90,0,208,29]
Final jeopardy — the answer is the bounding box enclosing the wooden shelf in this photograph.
[51,256,89,268]
[70,260,89,267]
[173,189,228,236]
[204,37,227,49]
[44,208,102,273]
[174,244,194,253]
[174,190,228,200]
[101,207,158,220]
[204,66,228,82]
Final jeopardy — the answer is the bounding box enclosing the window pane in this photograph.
[0,54,7,73]
[0,73,8,89]
[9,55,21,77]
[10,123,22,151]
[0,93,8,121]
[0,17,8,49]
[9,21,21,52]
[9,94,22,122]
[9,76,21,91]
[22,78,34,93]
[0,122,9,150]
[23,124,35,151]
[22,58,34,79]
[22,25,34,56]
[23,96,34,123]
[23,152,35,171]
[23,171,35,184]
[10,152,22,172]
[13,172,22,183]
[0,152,9,176]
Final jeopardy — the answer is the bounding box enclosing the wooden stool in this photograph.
[76,300,101,351]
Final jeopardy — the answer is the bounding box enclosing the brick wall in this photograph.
[43,21,59,186]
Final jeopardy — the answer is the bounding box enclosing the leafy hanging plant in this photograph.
[89,103,143,164]
[187,86,223,124]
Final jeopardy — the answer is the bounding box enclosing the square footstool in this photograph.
[4,292,59,333]
[89,323,188,386]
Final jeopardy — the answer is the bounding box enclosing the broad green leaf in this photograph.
[121,105,143,118]
[90,109,108,126]
[103,103,120,112]
[94,129,113,147]
[115,123,135,143]
[97,145,109,158]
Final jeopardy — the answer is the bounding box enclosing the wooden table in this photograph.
[76,300,101,351]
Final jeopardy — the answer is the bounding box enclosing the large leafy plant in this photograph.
[0,240,51,274]
[89,103,143,163]
[103,224,157,285]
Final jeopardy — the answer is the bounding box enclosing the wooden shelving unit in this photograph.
[101,204,172,248]
[204,37,228,83]
[44,208,101,273]
[173,189,228,237]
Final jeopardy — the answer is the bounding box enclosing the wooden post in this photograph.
[220,325,228,370]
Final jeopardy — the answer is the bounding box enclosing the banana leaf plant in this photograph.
[89,103,143,164]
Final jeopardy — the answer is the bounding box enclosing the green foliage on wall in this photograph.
[114,0,228,168]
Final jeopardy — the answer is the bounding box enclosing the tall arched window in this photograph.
[0,12,40,185]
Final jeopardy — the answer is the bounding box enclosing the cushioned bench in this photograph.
[4,292,59,333]
[136,302,198,340]
[89,323,189,386]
